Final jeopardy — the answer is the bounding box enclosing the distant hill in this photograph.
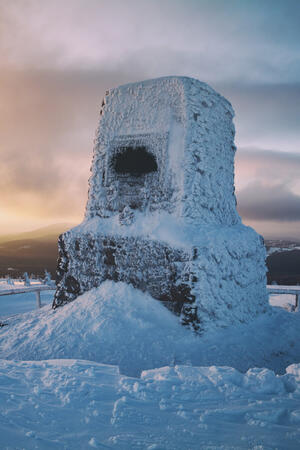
[0,223,76,278]
[265,239,300,256]
[0,223,75,244]
[267,250,300,285]
[264,239,300,285]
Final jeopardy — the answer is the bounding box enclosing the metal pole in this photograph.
[35,290,41,309]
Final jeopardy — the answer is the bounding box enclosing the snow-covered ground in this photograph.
[0,291,54,318]
[1,359,300,449]
[0,278,48,290]
[269,293,298,311]
[266,245,300,256]
[1,281,300,448]
[0,279,54,318]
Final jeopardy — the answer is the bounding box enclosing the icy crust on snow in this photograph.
[86,76,239,225]
[1,359,300,449]
[57,220,268,331]
[1,282,299,377]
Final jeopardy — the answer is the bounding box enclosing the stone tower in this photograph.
[53,76,268,332]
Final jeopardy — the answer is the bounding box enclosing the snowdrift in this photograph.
[1,281,300,376]
[0,281,194,376]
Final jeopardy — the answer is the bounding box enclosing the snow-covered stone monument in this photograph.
[53,76,268,332]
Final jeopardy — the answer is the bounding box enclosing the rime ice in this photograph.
[53,76,268,331]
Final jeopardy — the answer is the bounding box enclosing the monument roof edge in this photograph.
[105,76,233,114]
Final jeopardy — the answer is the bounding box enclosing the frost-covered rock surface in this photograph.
[1,282,299,377]
[55,221,268,333]
[54,76,268,331]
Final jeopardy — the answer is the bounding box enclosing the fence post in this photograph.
[296,294,299,312]
[23,272,31,286]
[35,290,41,309]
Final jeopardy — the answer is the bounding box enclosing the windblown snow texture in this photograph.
[53,76,268,331]
[1,358,300,449]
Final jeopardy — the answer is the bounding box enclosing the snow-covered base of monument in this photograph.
[53,213,268,332]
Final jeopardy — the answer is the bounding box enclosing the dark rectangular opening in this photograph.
[112,147,157,177]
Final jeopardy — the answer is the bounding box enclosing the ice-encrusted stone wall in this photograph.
[53,76,268,332]
[85,76,239,224]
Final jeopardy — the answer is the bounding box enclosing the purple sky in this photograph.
[1,0,300,238]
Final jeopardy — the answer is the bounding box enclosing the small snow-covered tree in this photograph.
[6,276,14,286]
[23,272,30,286]
[44,270,52,285]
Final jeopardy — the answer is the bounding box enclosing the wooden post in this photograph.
[35,290,41,309]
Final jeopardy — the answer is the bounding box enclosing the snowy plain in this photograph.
[0,281,300,449]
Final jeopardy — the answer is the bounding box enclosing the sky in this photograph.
[0,0,300,239]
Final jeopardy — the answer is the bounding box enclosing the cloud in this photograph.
[237,147,300,166]
[236,147,300,224]
[0,66,147,222]
[237,182,300,221]
[1,0,300,84]
[220,84,300,152]
[235,147,300,189]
